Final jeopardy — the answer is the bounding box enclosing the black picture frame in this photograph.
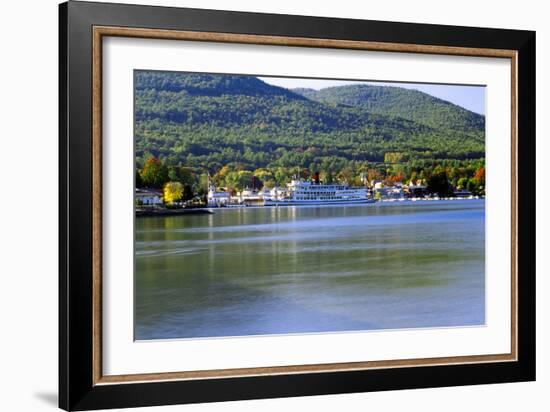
[59,1,536,410]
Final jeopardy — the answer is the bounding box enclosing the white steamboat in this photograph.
[263,179,373,206]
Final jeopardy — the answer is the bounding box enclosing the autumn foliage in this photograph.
[163,181,184,204]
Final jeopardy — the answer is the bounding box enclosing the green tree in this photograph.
[457,177,469,189]
[179,167,197,187]
[167,167,178,182]
[337,167,354,184]
[195,173,210,198]
[253,168,275,188]
[226,170,256,191]
[182,184,194,201]
[140,156,168,188]
[467,178,480,195]
[319,170,334,184]
[427,170,452,196]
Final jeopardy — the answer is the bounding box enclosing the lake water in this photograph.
[135,199,485,340]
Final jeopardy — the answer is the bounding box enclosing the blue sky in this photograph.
[258,77,486,115]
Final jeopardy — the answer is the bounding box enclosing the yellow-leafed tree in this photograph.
[164,181,184,204]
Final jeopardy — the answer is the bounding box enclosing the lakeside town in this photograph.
[135,155,485,213]
[133,73,487,215]
[134,72,487,341]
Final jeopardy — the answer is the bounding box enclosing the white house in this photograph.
[207,185,231,207]
[374,185,405,200]
[135,188,163,206]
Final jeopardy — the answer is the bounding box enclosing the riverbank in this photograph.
[136,208,214,217]
[207,196,483,209]
[137,197,482,215]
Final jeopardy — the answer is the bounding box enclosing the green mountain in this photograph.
[135,71,485,172]
[136,71,303,99]
[292,84,485,133]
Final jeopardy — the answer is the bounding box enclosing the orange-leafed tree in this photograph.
[474,167,485,185]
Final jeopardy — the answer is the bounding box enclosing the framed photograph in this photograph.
[59,1,535,410]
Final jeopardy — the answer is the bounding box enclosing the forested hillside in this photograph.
[135,72,484,171]
[293,84,485,134]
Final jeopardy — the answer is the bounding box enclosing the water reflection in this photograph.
[135,200,485,340]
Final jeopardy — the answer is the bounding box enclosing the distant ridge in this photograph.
[136,71,305,99]
[292,84,484,133]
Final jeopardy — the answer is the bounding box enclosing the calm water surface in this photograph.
[135,200,485,340]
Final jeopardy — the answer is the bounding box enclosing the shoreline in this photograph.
[136,208,214,217]
[136,197,484,215]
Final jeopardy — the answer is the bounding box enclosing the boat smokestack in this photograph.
[314,172,320,185]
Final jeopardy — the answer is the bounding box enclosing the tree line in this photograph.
[136,154,486,204]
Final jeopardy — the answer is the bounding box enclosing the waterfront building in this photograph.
[238,189,264,206]
[406,184,429,198]
[374,185,405,200]
[207,185,231,207]
[135,188,163,206]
